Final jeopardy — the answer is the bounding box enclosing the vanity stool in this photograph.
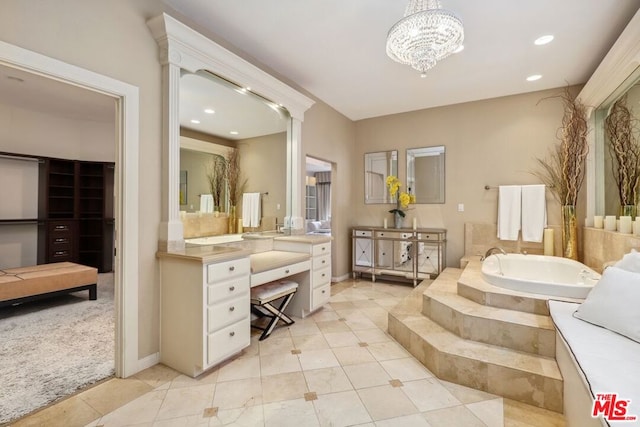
[250,280,298,340]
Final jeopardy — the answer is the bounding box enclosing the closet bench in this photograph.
[0,262,98,307]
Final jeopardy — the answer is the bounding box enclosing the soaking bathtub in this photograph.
[481,254,600,299]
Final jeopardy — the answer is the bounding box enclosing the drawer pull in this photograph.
[55,251,67,256]
[229,266,235,272]
[229,306,235,312]
[322,290,326,294]
[55,225,68,230]
[229,331,235,337]
[229,286,235,291]
[322,273,326,277]
[285,269,290,274]
[322,247,326,251]
[55,238,67,243]
[322,260,326,264]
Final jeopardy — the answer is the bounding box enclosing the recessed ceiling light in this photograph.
[190,119,201,124]
[230,131,239,135]
[453,45,464,54]
[526,74,542,82]
[534,35,554,46]
[204,108,215,114]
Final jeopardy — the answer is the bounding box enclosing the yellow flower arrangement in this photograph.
[386,175,415,217]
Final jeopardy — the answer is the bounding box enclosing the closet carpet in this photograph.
[0,272,114,424]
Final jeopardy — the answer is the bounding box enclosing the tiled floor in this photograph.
[11,278,565,427]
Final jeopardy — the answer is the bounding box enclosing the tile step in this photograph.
[424,273,556,357]
[388,280,563,413]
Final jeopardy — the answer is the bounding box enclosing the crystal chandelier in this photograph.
[386,0,464,77]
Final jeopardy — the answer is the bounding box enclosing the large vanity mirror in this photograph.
[595,66,640,216]
[406,146,445,204]
[179,70,291,238]
[364,150,398,204]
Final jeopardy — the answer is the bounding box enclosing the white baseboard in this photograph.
[332,273,350,283]
[136,352,160,373]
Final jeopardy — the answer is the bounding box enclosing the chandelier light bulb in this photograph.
[386,0,464,76]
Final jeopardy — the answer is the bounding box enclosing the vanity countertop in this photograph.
[157,245,251,264]
[274,235,332,244]
[250,251,311,274]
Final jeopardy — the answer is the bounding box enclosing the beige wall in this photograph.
[239,132,287,223]
[354,88,583,267]
[0,0,166,358]
[302,101,356,279]
[179,149,218,211]
[0,103,115,162]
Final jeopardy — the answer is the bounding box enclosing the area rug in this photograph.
[0,273,115,424]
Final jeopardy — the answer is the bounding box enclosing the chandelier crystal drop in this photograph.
[386,0,464,76]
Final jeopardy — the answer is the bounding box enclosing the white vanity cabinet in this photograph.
[159,252,251,377]
[273,237,332,317]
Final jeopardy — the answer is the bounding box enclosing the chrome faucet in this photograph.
[481,247,506,260]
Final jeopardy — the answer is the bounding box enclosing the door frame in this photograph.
[0,40,140,377]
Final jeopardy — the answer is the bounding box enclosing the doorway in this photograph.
[305,156,333,235]
[0,41,139,380]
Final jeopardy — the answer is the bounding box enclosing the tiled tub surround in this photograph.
[464,222,559,260]
[388,259,586,413]
[583,226,640,272]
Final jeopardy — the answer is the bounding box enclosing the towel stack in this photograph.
[497,185,546,242]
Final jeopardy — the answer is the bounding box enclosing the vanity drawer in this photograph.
[207,293,250,332]
[251,260,310,287]
[311,284,331,310]
[207,319,250,367]
[207,278,250,305]
[207,258,250,284]
[312,253,331,271]
[312,243,331,257]
[312,266,331,287]
[353,229,371,237]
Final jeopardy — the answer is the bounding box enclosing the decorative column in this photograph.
[285,118,304,232]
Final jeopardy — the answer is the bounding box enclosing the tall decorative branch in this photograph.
[533,88,589,206]
[605,94,640,208]
[226,148,247,207]
[206,155,226,211]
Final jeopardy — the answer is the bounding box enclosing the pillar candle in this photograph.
[636,217,640,236]
[593,215,604,229]
[620,216,632,234]
[383,218,388,229]
[237,218,243,234]
[604,215,617,231]
[412,217,417,230]
[543,228,554,256]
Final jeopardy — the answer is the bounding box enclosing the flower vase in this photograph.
[394,212,404,229]
[561,205,578,260]
[228,205,237,234]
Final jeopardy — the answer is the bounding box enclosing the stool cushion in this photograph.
[251,280,298,304]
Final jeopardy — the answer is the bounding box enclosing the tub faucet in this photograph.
[481,247,506,261]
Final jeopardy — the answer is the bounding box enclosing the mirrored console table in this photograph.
[352,226,446,286]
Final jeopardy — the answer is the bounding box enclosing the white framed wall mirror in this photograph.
[406,145,445,204]
[179,70,290,234]
[364,150,398,204]
[594,66,640,216]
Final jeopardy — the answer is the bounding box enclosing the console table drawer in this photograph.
[207,319,249,367]
[207,293,249,332]
[353,229,371,237]
[207,258,250,284]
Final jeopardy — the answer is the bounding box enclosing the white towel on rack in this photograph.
[521,184,547,242]
[199,194,214,213]
[242,193,261,228]
[497,185,521,241]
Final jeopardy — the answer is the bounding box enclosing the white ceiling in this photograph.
[163,0,640,121]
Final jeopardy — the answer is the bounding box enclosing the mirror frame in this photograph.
[578,10,640,218]
[148,13,315,249]
[364,150,398,204]
[406,145,445,204]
